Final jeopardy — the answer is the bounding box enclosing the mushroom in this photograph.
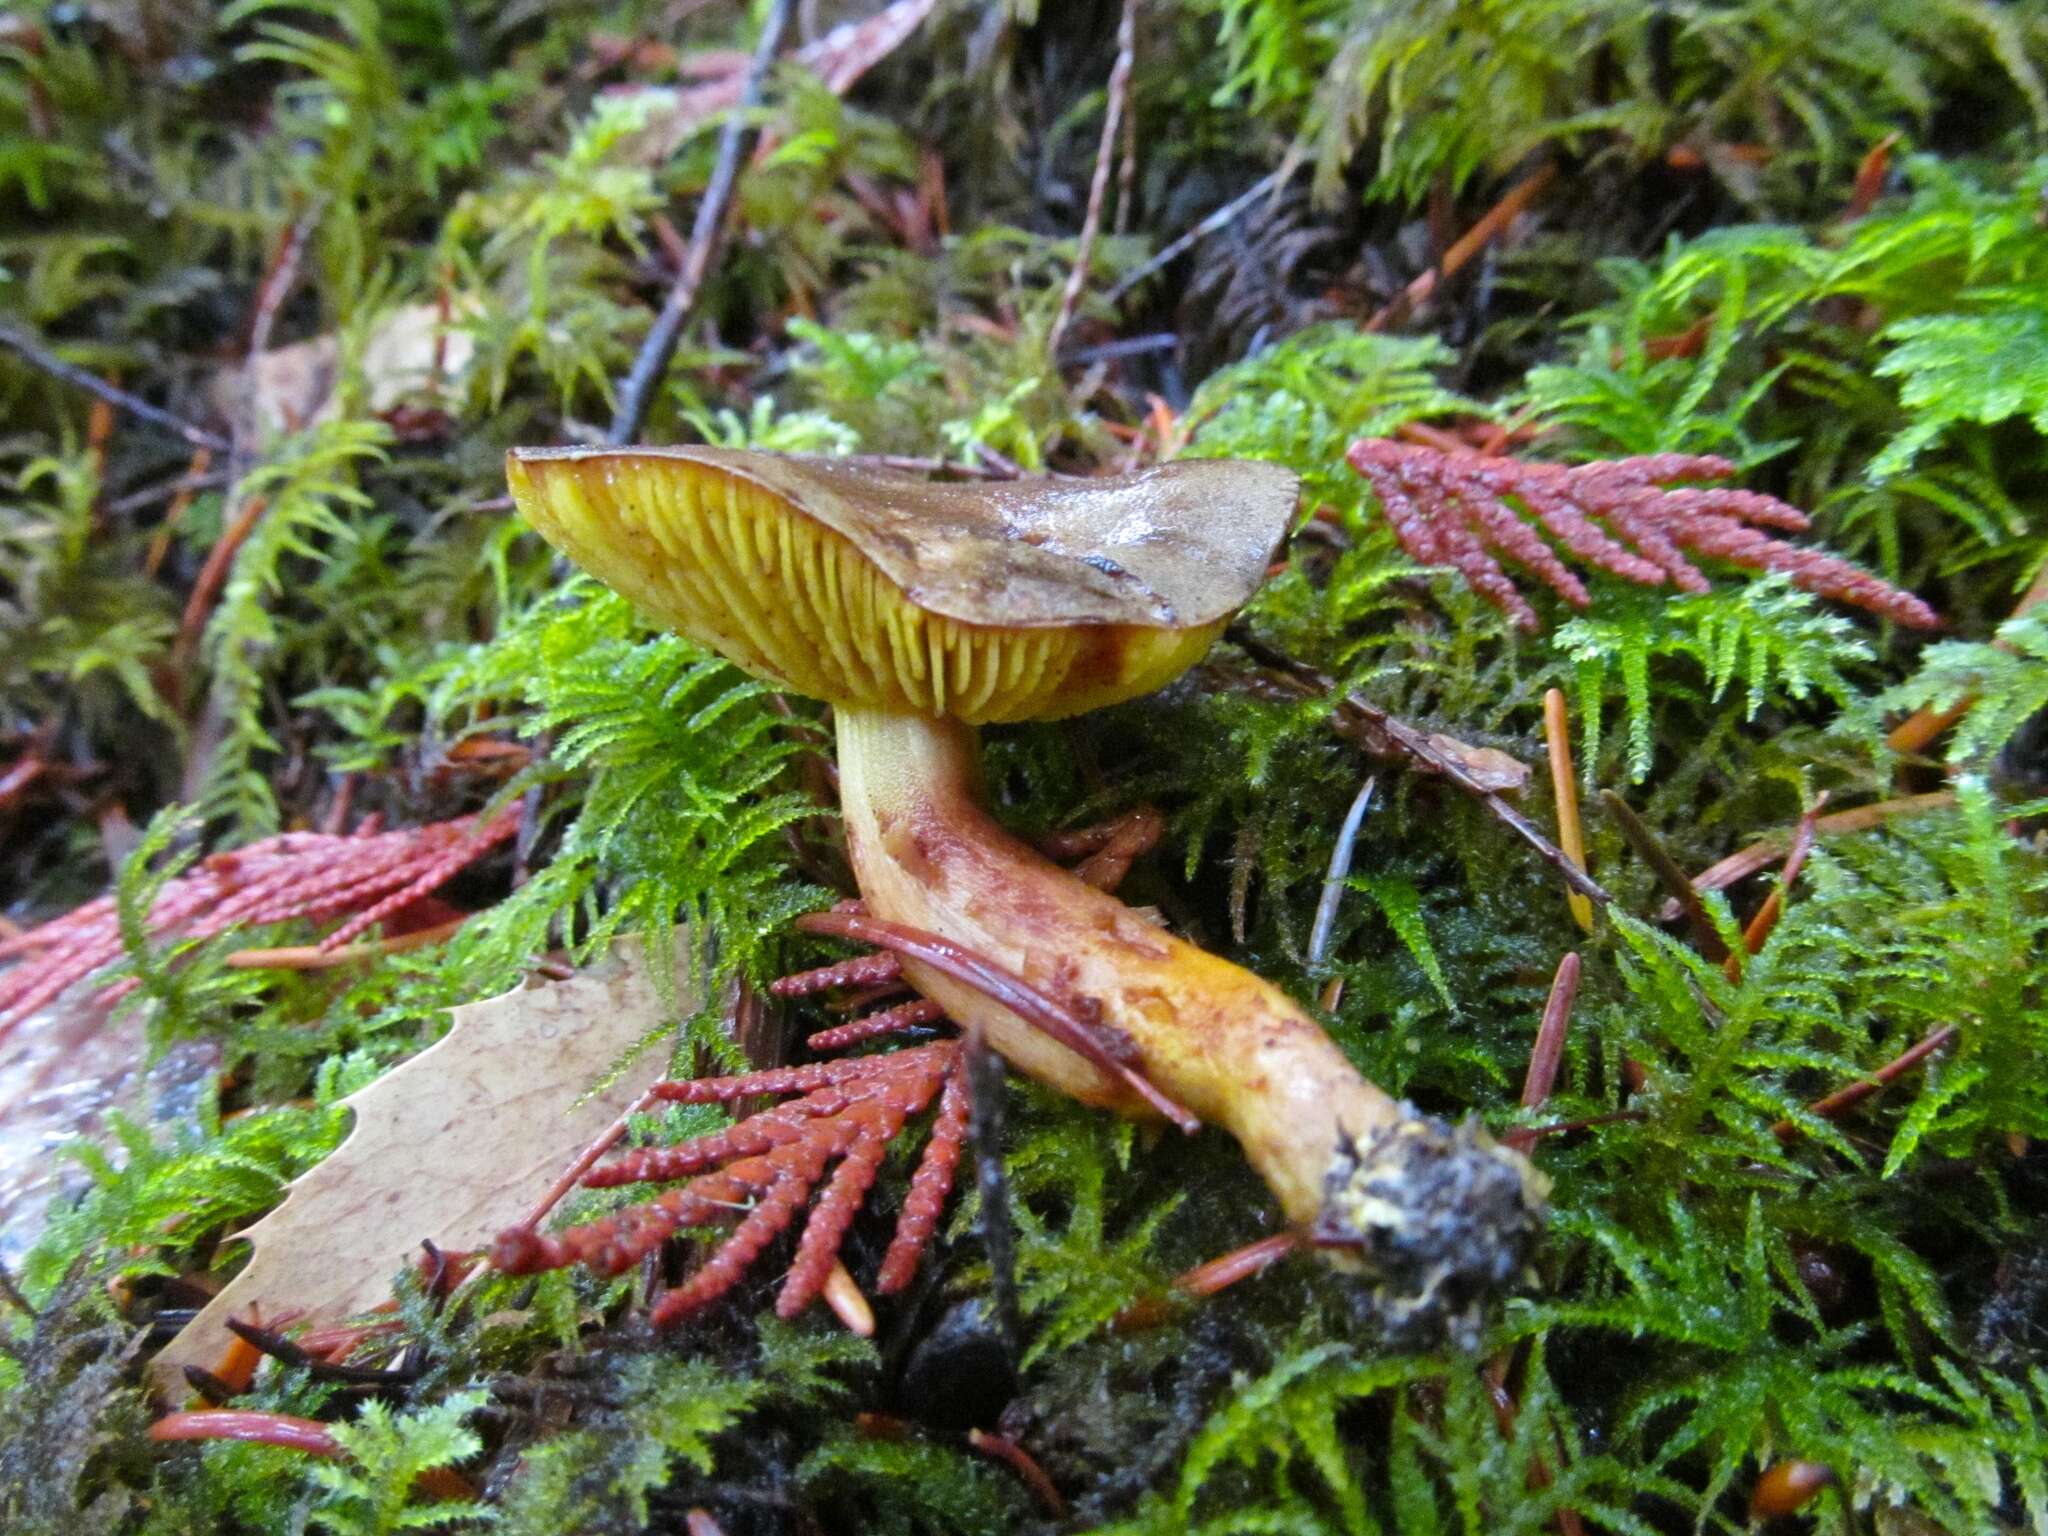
[507,446,1546,1344]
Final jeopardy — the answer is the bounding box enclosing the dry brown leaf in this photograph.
[148,934,692,1399]
[211,303,477,441]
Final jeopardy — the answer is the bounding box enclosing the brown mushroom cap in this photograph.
[507,447,1299,722]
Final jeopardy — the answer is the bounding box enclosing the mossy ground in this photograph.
[3,3,2047,1532]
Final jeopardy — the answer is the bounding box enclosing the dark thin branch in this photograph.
[1048,0,1137,358]
[0,324,231,453]
[606,0,793,446]
[964,1025,1024,1360]
[1104,171,1283,306]
[0,1258,36,1320]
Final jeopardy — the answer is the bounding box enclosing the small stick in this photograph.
[1114,63,1138,238]
[1366,162,1556,333]
[173,495,269,670]
[1048,0,1137,358]
[1772,1025,1960,1142]
[224,914,470,970]
[1840,132,1899,223]
[1520,953,1580,1112]
[142,448,215,577]
[246,205,317,363]
[1104,170,1284,306]
[1230,629,1612,906]
[0,325,232,453]
[0,1260,38,1319]
[1681,793,1954,902]
[1884,559,2047,753]
[797,910,1201,1133]
[606,0,793,446]
[1599,790,1730,961]
[968,1428,1067,1517]
[1727,793,1827,977]
[1543,690,1594,933]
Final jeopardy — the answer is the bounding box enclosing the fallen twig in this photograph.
[1599,790,1731,961]
[969,1428,1067,1518]
[1728,793,1827,977]
[1772,1025,1960,1142]
[172,495,268,672]
[1103,171,1284,306]
[1520,953,1581,1113]
[1676,793,1955,908]
[0,323,232,453]
[1048,0,1137,359]
[1366,162,1556,333]
[606,0,793,446]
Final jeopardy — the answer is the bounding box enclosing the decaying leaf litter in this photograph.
[3,3,2048,1533]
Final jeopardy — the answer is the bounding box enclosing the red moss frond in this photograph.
[877,1066,971,1294]
[491,1042,962,1325]
[806,997,946,1051]
[768,949,904,997]
[0,809,517,1033]
[1345,439,1941,632]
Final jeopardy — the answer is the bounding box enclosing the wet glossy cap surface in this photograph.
[508,447,1299,721]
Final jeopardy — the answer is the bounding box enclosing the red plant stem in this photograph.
[150,1410,339,1457]
[1048,0,1136,359]
[1175,1231,1302,1298]
[173,495,269,670]
[1367,162,1556,333]
[1683,793,1954,899]
[512,1085,663,1233]
[1842,133,1900,223]
[1520,953,1581,1112]
[795,910,1200,1134]
[968,1429,1068,1517]
[1773,1025,1961,1142]
[1728,794,1828,977]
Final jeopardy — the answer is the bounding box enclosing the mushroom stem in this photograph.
[834,707,1548,1344]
